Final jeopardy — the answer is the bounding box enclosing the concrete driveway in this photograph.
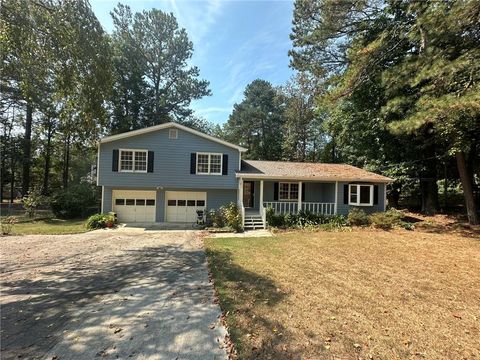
[0,229,228,360]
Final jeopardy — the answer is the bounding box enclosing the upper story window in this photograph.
[279,182,299,200]
[120,149,147,173]
[196,153,222,175]
[349,184,373,206]
[169,129,178,139]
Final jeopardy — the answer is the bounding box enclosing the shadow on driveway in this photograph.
[1,236,226,359]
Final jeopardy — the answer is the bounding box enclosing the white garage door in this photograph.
[112,190,156,223]
[166,191,207,222]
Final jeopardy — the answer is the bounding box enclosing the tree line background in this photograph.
[1,0,479,224]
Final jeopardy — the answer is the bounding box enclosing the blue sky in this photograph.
[90,0,295,124]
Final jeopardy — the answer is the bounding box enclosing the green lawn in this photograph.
[7,218,88,235]
[204,229,480,359]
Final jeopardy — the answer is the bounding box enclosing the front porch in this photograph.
[239,179,338,229]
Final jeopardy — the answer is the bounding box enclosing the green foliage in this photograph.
[347,208,371,227]
[1,216,18,235]
[109,4,210,128]
[266,208,347,230]
[369,209,405,230]
[224,79,284,160]
[86,213,115,230]
[207,209,225,228]
[220,202,243,233]
[207,203,243,232]
[50,184,98,219]
[22,187,48,218]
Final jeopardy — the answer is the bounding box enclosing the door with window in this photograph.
[243,181,254,208]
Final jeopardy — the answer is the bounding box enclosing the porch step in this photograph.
[243,215,265,230]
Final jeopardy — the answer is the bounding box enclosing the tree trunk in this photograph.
[21,103,33,196]
[10,157,15,204]
[63,134,71,190]
[420,131,439,215]
[42,120,53,195]
[456,151,478,225]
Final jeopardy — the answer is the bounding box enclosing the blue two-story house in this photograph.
[97,122,392,228]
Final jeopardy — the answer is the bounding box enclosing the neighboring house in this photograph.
[97,122,392,228]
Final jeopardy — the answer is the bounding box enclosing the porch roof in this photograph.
[237,160,392,183]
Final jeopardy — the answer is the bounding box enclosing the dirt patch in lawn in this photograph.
[205,229,480,359]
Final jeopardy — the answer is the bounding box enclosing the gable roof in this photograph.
[237,160,392,182]
[99,122,248,152]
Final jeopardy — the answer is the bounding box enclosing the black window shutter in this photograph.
[374,185,379,205]
[274,182,279,201]
[147,151,154,173]
[302,183,306,201]
[112,149,119,172]
[190,153,196,174]
[343,184,349,204]
[222,154,228,175]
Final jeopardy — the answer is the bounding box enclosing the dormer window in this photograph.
[169,129,178,139]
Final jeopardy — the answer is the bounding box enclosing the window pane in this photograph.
[187,200,196,206]
[146,199,155,206]
[120,151,133,171]
[196,200,205,207]
[360,186,371,204]
[135,151,147,171]
[197,154,209,173]
[115,199,125,205]
[167,200,176,206]
[210,154,222,174]
[279,183,289,200]
[290,183,299,200]
[350,186,358,203]
[178,200,186,206]
[136,199,145,206]
[125,199,135,205]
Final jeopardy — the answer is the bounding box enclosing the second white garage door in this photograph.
[166,191,207,222]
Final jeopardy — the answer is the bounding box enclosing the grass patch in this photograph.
[205,230,480,359]
[10,218,88,235]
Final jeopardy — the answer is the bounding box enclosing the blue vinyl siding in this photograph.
[336,182,385,215]
[102,186,236,221]
[98,127,240,189]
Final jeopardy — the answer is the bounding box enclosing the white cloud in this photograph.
[194,106,232,116]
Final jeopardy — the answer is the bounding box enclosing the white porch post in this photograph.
[334,181,338,214]
[238,178,244,208]
[259,180,264,209]
[298,181,302,213]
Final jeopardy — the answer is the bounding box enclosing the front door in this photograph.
[243,181,254,208]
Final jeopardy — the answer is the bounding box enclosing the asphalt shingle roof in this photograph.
[238,160,392,182]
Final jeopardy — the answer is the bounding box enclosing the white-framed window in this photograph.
[169,129,178,139]
[196,153,222,175]
[120,149,148,173]
[349,184,373,206]
[278,182,299,200]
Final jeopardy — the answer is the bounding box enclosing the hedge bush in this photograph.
[206,202,243,232]
[370,209,405,230]
[266,208,346,230]
[86,213,115,230]
[347,208,371,226]
[50,184,98,219]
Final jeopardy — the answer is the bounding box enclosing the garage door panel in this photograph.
[166,191,206,223]
[112,190,156,223]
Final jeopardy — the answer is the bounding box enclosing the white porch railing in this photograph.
[302,202,335,215]
[263,201,298,214]
[264,201,335,215]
